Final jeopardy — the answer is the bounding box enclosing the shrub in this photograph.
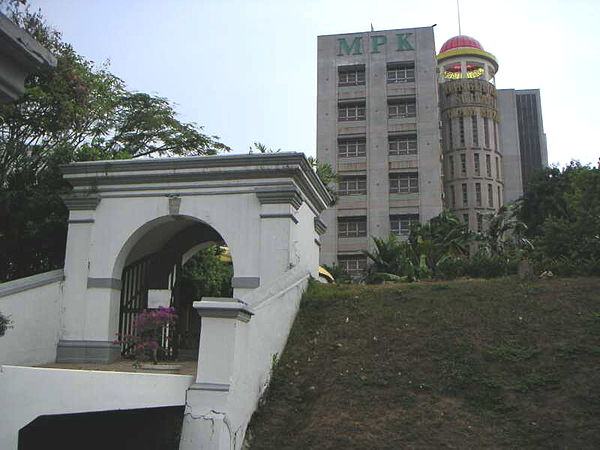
[0,312,13,337]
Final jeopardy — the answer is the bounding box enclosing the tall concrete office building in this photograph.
[317,28,547,275]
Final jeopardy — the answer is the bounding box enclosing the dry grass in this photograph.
[248,277,600,449]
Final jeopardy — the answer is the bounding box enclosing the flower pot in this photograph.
[134,363,182,374]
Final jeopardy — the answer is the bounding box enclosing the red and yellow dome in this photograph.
[440,35,484,53]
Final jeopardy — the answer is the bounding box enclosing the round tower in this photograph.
[438,35,503,232]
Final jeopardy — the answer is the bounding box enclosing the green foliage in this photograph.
[179,246,233,300]
[519,162,600,275]
[0,311,13,337]
[321,263,351,284]
[0,5,229,281]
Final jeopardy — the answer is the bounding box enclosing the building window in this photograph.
[459,116,465,145]
[460,154,466,176]
[486,154,492,177]
[472,116,479,147]
[338,137,366,158]
[338,255,367,278]
[449,155,455,178]
[488,184,494,207]
[450,185,456,208]
[484,117,490,147]
[477,213,483,232]
[389,134,417,156]
[390,173,419,194]
[475,183,482,206]
[338,65,365,86]
[462,183,468,206]
[448,120,454,149]
[390,214,419,236]
[387,62,415,83]
[338,216,367,238]
[338,102,365,121]
[338,176,367,196]
[474,153,480,176]
[496,156,500,178]
[493,121,498,150]
[388,98,416,119]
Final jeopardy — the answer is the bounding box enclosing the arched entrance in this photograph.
[116,216,231,359]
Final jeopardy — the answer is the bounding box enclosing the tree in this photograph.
[477,201,532,257]
[0,3,230,281]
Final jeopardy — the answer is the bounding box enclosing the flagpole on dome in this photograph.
[457,0,462,35]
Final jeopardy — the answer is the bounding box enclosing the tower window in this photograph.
[338,137,366,158]
[390,173,419,194]
[449,155,455,178]
[474,153,481,176]
[488,184,494,207]
[460,154,466,176]
[450,185,456,208]
[496,156,500,178]
[388,98,416,119]
[338,176,367,196]
[448,120,454,149]
[390,214,419,236]
[459,116,465,145]
[338,65,365,86]
[486,154,492,177]
[387,62,415,83]
[475,183,482,206]
[498,186,502,207]
[493,121,498,150]
[338,102,366,121]
[389,134,417,156]
[472,116,479,147]
[462,183,468,206]
[338,216,367,238]
[477,213,483,232]
[484,117,490,147]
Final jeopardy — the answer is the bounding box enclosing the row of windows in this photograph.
[338,62,415,87]
[447,153,501,179]
[338,214,419,238]
[447,116,499,150]
[448,183,502,209]
[338,173,419,196]
[338,134,417,158]
[338,98,416,122]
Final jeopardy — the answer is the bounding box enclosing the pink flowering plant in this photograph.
[115,307,178,365]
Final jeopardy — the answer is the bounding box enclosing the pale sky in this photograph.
[27,0,600,167]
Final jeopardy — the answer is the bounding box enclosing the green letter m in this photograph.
[338,37,363,56]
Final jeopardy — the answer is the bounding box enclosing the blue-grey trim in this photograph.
[0,269,64,298]
[189,382,230,392]
[87,277,122,290]
[231,277,260,289]
[68,218,95,224]
[314,216,327,235]
[255,186,303,210]
[260,213,299,224]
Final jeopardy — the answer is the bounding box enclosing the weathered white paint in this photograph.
[180,267,310,450]
[0,365,194,450]
[0,270,63,366]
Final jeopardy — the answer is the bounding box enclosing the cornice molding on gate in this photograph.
[255,186,303,210]
[60,153,334,214]
[62,194,101,211]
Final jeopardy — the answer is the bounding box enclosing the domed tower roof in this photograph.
[437,34,498,73]
[440,35,483,53]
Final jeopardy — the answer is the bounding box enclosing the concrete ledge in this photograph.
[56,340,121,364]
[314,216,327,235]
[231,277,260,289]
[194,298,254,323]
[256,186,303,209]
[0,269,64,298]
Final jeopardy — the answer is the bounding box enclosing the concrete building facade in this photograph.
[317,27,444,275]
[317,28,547,273]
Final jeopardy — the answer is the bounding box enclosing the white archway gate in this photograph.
[57,153,332,364]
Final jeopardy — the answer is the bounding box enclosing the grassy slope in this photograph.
[247,277,600,449]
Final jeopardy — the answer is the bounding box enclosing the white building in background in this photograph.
[316,28,547,276]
